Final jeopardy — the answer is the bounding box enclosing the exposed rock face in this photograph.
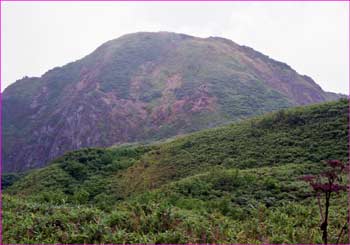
[2,32,343,172]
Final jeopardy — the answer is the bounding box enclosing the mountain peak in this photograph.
[3,32,343,172]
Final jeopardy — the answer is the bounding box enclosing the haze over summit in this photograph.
[2,1,349,94]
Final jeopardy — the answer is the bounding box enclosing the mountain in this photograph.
[2,31,343,172]
[3,99,348,243]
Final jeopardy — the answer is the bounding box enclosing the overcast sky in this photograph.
[2,2,349,94]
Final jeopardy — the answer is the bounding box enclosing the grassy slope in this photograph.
[3,99,349,243]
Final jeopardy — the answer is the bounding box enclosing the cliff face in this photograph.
[2,32,342,172]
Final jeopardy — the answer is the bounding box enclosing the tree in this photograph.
[300,160,348,244]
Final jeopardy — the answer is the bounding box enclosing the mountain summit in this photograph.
[3,32,342,172]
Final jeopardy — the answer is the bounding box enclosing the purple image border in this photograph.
[0,0,349,244]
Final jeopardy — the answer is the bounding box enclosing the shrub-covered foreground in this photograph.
[3,166,348,244]
[3,99,349,243]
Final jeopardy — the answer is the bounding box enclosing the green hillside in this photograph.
[3,99,349,244]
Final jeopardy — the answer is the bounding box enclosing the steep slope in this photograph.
[3,99,348,244]
[3,32,343,172]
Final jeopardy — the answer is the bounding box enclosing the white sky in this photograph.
[1,1,349,94]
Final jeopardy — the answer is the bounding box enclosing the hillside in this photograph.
[3,99,348,244]
[3,32,343,172]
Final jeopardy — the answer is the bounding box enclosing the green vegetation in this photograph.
[1,173,22,189]
[3,99,349,243]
